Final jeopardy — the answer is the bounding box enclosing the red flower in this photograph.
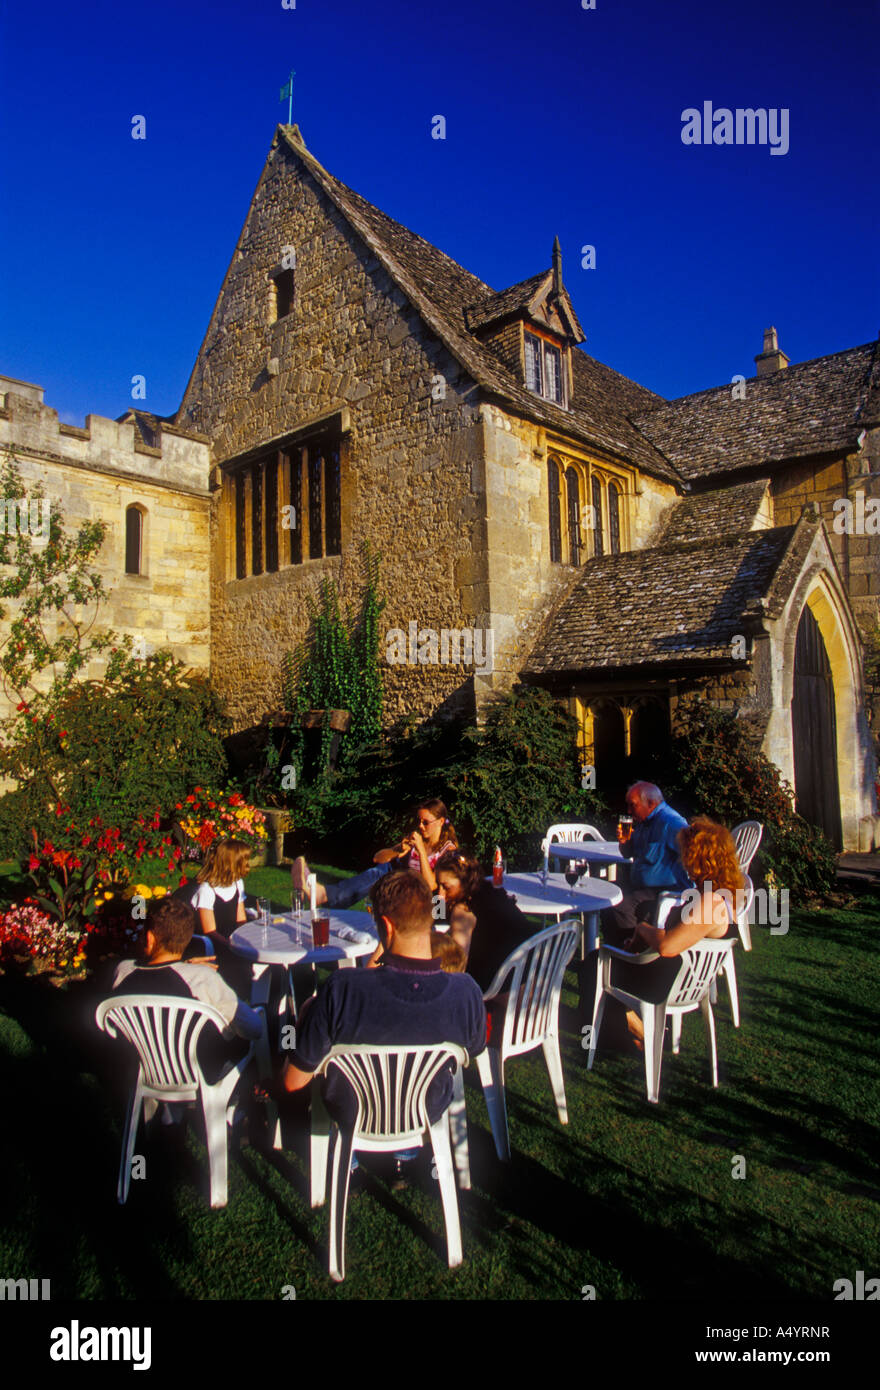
[28,854,39,871]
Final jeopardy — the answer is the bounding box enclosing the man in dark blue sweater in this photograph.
[282,872,486,1126]
[605,781,692,940]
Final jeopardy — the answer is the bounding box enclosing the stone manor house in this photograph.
[2,124,878,850]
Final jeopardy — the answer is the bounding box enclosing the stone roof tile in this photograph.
[633,341,880,481]
[523,526,797,675]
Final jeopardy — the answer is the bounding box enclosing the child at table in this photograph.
[431,930,466,973]
[191,838,252,995]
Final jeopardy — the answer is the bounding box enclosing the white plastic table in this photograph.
[487,872,622,953]
[545,839,627,868]
[229,910,378,1021]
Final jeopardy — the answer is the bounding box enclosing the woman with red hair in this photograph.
[582,816,744,1048]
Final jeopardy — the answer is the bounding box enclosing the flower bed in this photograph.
[175,787,269,855]
[0,901,86,974]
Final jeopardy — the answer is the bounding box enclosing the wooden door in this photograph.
[791,606,842,849]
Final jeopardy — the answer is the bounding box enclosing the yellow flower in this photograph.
[103,891,115,900]
[152,886,167,898]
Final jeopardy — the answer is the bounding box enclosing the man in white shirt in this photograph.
[112,897,262,1081]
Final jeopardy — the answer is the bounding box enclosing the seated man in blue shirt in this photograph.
[605,781,692,941]
[282,871,486,1151]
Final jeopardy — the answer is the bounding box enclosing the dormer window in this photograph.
[525,330,566,407]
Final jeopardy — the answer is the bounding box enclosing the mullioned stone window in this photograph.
[548,455,629,564]
[229,430,341,580]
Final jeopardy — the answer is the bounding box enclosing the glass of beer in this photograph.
[618,815,634,842]
[312,914,330,948]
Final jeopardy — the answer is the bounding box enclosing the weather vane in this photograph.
[279,71,295,125]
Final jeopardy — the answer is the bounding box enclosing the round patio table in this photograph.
[487,871,622,954]
[229,910,377,1021]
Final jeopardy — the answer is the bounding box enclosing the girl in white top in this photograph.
[193,839,250,940]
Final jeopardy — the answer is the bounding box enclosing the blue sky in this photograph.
[1,0,877,424]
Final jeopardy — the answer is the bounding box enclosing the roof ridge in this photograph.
[641,339,878,412]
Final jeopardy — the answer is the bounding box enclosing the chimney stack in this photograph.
[552,236,563,297]
[754,326,789,376]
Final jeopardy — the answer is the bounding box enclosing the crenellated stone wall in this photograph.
[0,381,212,720]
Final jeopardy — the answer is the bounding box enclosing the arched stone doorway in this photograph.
[791,605,842,848]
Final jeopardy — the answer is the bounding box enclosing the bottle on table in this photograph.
[493,846,504,887]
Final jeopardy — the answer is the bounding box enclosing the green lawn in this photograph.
[0,868,877,1301]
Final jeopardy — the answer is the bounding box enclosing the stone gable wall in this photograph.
[178,141,496,730]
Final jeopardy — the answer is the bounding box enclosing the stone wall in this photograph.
[0,382,212,721]
[772,436,880,636]
[177,134,492,730]
[478,404,679,700]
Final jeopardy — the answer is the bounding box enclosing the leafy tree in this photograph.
[0,454,122,708]
[0,451,228,860]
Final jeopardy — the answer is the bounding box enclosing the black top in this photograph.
[464,883,537,992]
[291,952,486,1123]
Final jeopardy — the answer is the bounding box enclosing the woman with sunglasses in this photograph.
[291,798,458,908]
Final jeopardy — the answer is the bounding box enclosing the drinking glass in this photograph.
[257,897,270,947]
[289,889,303,944]
[312,914,330,949]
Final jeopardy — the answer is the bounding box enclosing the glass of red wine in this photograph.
[564,863,581,902]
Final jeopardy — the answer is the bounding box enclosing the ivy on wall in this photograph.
[282,543,385,780]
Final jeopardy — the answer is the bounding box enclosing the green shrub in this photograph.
[665,698,837,899]
[761,815,838,897]
[665,699,792,829]
[0,651,228,859]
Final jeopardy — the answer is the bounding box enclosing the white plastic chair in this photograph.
[472,919,579,1161]
[309,1043,469,1282]
[542,822,615,880]
[732,821,763,876]
[734,872,755,952]
[95,995,266,1208]
[586,939,730,1102]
